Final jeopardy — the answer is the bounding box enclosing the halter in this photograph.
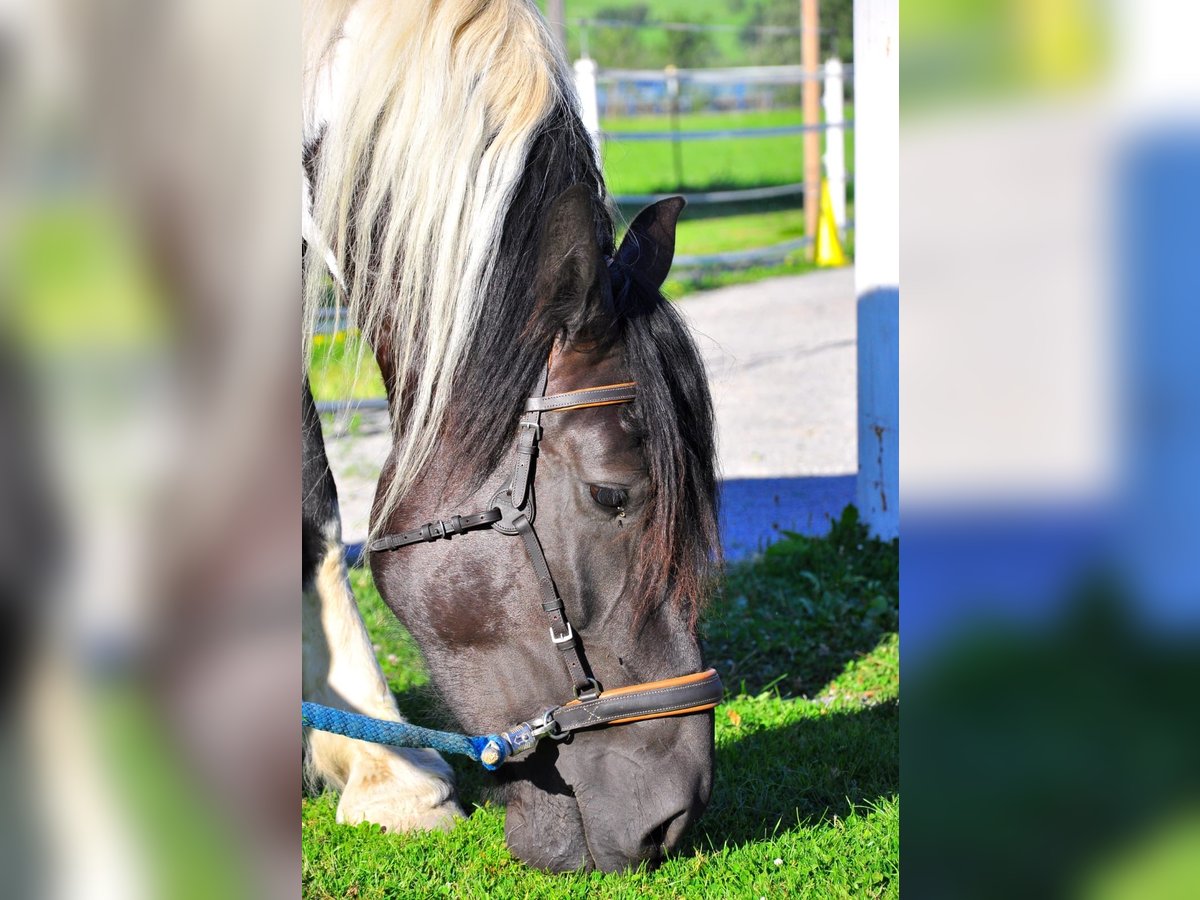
[348,362,723,769]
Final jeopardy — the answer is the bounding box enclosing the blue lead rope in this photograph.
[302,702,507,769]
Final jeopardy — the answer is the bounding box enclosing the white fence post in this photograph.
[822,58,847,230]
[854,0,899,540]
[574,57,602,159]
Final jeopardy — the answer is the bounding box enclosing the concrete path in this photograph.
[679,268,857,558]
[325,267,858,560]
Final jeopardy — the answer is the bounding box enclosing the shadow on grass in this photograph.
[690,699,899,853]
[705,506,899,700]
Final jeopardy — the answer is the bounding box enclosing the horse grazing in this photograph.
[301,0,719,871]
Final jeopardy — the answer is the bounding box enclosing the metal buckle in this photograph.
[549,623,573,644]
[518,421,542,440]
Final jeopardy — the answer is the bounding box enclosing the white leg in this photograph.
[302,542,463,831]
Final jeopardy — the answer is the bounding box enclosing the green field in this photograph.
[302,510,900,898]
[309,332,386,402]
[601,108,855,196]
[600,107,855,272]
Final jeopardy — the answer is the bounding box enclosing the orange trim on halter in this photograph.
[546,381,637,397]
[543,397,634,414]
[604,703,721,726]
[540,382,638,414]
[560,668,719,705]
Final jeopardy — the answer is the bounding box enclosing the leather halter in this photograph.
[368,363,723,766]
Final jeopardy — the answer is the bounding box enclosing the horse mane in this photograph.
[303,0,583,521]
[303,0,717,622]
[609,273,721,626]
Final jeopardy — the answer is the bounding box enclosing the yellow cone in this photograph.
[815,179,847,268]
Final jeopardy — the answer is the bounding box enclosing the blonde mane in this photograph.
[302,0,579,530]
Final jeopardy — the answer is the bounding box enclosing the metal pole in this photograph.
[546,0,567,58]
[853,0,899,539]
[801,0,821,256]
[666,65,684,191]
[574,57,602,158]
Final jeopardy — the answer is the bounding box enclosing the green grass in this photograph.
[309,332,386,402]
[672,206,804,255]
[601,108,855,196]
[663,257,818,297]
[302,508,899,898]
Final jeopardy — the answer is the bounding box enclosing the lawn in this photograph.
[302,508,899,898]
[601,108,855,196]
[309,332,386,402]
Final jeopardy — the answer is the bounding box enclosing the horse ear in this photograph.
[614,196,686,290]
[533,184,606,329]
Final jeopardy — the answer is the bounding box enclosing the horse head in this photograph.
[369,186,719,871]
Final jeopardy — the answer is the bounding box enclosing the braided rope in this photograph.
[302,702,494,762]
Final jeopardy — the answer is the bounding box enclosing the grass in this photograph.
[302,508,899,898]
[672,206,805,255]
[663,257,818,297]
[601,108,855,197]
[309,332,386,403]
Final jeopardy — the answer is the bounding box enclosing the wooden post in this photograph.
[546,0,567,59]
[854,0,899,539]
[802,0,821,256]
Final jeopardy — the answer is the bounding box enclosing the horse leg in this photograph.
[302,380,462,831]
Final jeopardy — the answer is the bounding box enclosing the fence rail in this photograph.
[673,219,854,271]
[579,58,852,224]
[611,176,853,208]
[603,120,852,142]
[597,64,853,85]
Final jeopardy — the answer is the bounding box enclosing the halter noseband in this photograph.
[364,363,722,769]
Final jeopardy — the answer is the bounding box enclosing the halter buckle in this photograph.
[517,421,542,440]
[549,623,573,644]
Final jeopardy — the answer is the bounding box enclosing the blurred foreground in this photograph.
[2,1,297,897]
[904,0,1200,896]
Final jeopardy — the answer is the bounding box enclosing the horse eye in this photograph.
[589,484,629,510]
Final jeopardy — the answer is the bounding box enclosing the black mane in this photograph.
[443,99,719,623]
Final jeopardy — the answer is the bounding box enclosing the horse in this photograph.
[301,0,719,872]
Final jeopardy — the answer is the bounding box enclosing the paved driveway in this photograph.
[680,268,857,558]
[325,267,858,559]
